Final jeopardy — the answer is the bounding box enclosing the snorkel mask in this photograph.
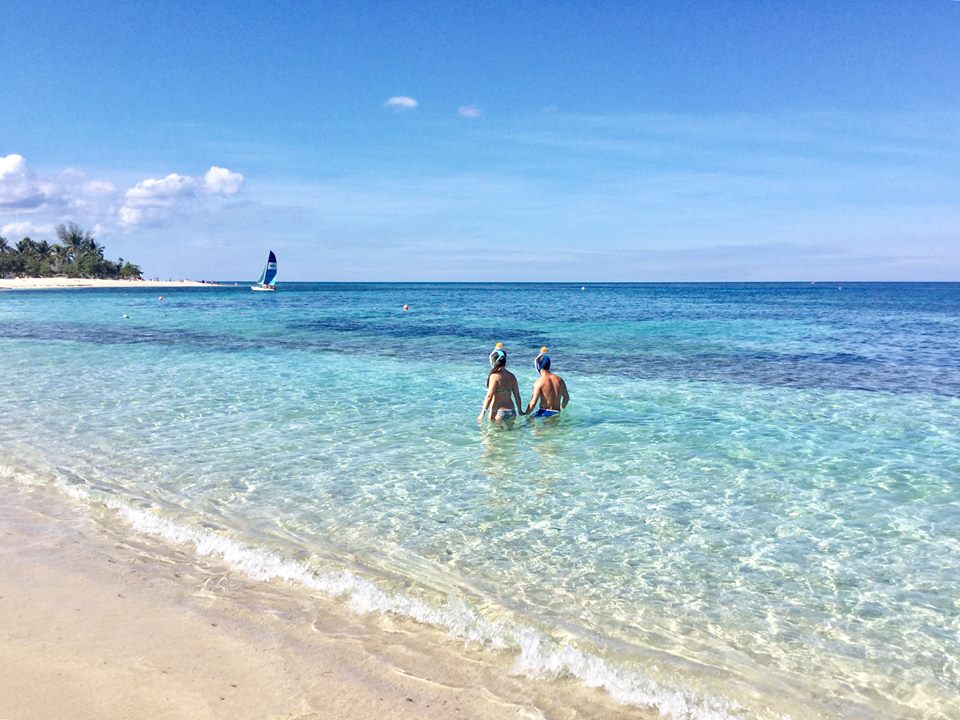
[489,342,506,368]
[534,346,551,372]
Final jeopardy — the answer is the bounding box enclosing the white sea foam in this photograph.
[3,463,750,720]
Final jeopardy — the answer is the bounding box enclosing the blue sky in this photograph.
[1,1,958,281]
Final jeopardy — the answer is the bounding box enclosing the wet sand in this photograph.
[0,481,643,720]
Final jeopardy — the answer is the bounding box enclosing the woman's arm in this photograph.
[478,377,496,421]
[512,375,525,414]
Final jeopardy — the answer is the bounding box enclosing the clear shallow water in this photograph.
[1,283,958,719]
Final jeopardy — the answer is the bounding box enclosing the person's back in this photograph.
[478,343,524,421]
[524,347,569,417]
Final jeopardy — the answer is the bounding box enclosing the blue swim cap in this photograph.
[535,347,551,372]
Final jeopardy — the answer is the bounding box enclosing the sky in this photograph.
[1,0,958,281]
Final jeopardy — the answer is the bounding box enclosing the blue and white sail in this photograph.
[252,250,278,290]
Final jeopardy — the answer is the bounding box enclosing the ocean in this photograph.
[1,282,958,719]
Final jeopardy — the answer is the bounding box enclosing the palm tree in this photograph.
[50,243,69,274]
[33,240,52,275]
[16,237,38,256]
[56,222,92,263]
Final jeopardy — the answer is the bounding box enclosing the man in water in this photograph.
[524,347,569,417]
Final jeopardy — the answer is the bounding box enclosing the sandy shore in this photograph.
[0,480,642,720]
[0,278,220,290]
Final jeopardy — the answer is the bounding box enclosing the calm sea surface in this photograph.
[1,283,958,719]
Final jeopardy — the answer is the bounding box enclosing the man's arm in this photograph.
[524,381,542,415]
[560,378,570,409]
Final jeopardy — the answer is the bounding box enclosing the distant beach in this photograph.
[0,277,220,290]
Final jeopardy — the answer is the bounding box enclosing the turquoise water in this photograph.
[1,283,958,719]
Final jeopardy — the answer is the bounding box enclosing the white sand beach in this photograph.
[0,278,220,290]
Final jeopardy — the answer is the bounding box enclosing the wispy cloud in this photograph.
[457,105,482,119]
[5,108,959,280]
[383,96,419,111]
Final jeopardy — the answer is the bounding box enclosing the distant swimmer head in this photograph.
[535,346,551,372]
[489,342,507,369]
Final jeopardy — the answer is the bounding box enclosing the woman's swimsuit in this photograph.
[490,377,516,419]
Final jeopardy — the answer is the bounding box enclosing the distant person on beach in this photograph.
[525,347,569,417]
[478,343,524,422]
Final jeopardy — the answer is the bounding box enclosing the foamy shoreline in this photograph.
[0,277,220,290]
[0,478,643,720]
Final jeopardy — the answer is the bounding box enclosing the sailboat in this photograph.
[250,250,278,291]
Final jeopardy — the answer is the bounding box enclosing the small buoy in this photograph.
[158,295,164,301]
[581,286,586,291]
[403,304,409,311]
[122,314,129,319]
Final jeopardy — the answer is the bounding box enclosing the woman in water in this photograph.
[478,343,525,422]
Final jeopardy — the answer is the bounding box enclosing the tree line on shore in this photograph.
[0,223,142,279]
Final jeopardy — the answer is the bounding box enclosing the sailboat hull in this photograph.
[250,285,275,291]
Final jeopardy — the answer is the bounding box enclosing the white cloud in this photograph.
[119,166,244,227]
[0,154,246,233]
[1,220,54,238]
[54,168,117,214]
[0,153,244,235]
[0,154,57,210]
[457,105,482,119]
[55,168,114,197]
[0,154,28,182]
[203,166,244,195]
[0,155,119,222]
[383,96,419,111]
[119,173,199,227]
